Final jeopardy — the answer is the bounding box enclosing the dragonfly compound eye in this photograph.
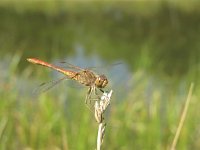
[102,78,108,88]
[95,75,108,88]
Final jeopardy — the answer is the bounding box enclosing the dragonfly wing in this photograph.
[59,61,85,71]
[86,61,124,74]
[33,76,69,95]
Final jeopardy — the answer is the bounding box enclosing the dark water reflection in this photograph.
[0,4,199,149]
[0,3,199,84]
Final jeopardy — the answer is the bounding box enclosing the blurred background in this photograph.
[0,1,200,150]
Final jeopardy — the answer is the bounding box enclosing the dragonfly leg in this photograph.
[95,88,101,100]
[85,88,102,103]
[99,89,104,93]
[85,87,92,104]
[86,86,99,104]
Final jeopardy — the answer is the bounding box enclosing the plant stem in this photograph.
[170,83,194,150]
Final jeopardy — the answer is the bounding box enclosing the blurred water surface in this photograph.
[0,1,200,149]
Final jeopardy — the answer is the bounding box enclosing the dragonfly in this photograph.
[27,58,109,103]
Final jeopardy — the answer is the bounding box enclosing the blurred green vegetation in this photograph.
[0,1,200,150]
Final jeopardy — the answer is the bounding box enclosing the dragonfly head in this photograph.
[95,75,108,88]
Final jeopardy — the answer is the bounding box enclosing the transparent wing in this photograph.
[33,76,69,95]
[59,61,85,71]
[87,61,124,75]
[87,61,123,70]
[59,61,122,71]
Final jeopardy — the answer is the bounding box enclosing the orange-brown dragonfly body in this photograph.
[27,58,108,103]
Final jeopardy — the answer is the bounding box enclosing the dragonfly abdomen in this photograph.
[27,58,77,78]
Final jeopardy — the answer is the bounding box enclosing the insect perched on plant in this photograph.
[27,58,108,103]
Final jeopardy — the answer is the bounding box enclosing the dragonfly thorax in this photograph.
[95,74,108,89]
